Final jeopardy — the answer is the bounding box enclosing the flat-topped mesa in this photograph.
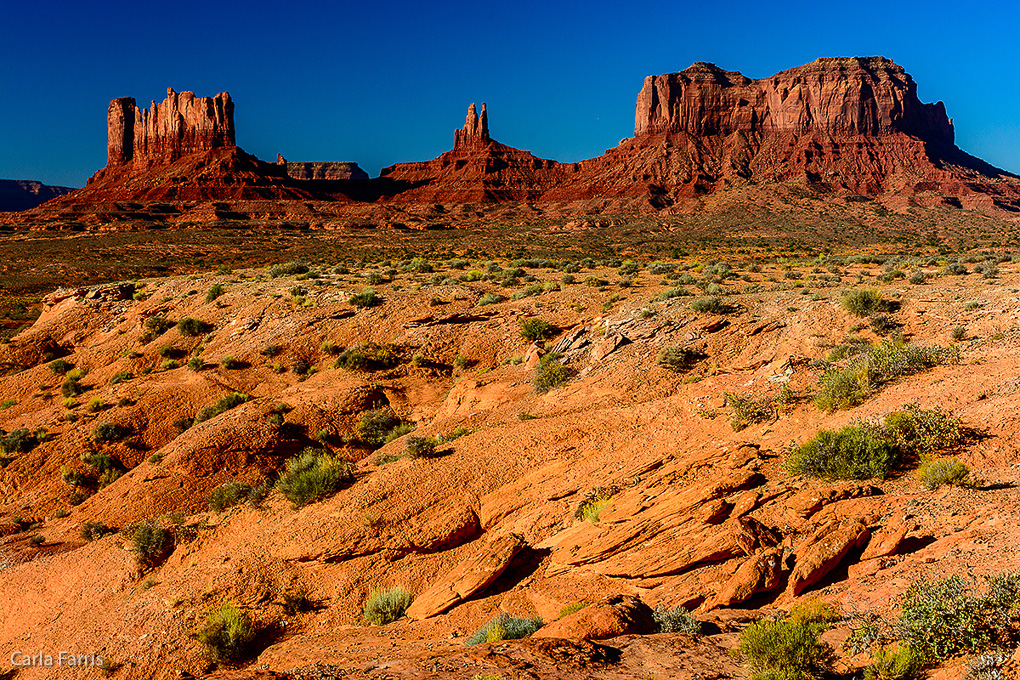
[453,102,490,148]
[107,87,235,169]
[634,57,954,143]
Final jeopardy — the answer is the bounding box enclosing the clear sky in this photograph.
[2,0,1018,187]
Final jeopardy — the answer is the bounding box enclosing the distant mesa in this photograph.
[0,179,74,212]
[276,155,370,181]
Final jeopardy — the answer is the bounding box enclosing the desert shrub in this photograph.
[129,519,172,568]
[349,287,379,308]
[333,343,398,371]
[220,355,242,369]
[194,392,250,424]
[917,458,973,490]
[786,423,896,480]
[320,340,341,356]
[942,262,968,276]
[452,354,469,370]
[0,428,37,454]
[49,358,74,374]
[357,407,401,445]
[187,357,204,371]
[279,585,314,615]
[690,296,724,314]
[533,352,571,393]
[882,404,962,455]
[81,521,117,541]
[0,399,15,410]
[260,344,282,358]
[276,450,354,507]
[176,317,210,337]
[82,450,117,473]
[725,387,791,431]
[87,397,104,413]
[208,481,254,512]
[205,283,225,303]
[735,600,837,680]
[653,604,702,635]
[967,651,1011,680]
[62,376,85,397]
[109,371,133,385]
[362,586,413,625]
[897,575,997,661]
[466,613,544,645]
[94,421,129,443]
[907,272,929,285]
[655,287,693,301]
[577,486,616,523]
[405,435,437,459]
[477,292,505,306]
[558,602,589,619]
[519,318,553,342]
[951,325,966,341]
[269,260,309,277]
[142,315,173,341]
[656,345,700,370]
[865,642,923,680]
[198,604,256,664]
[842,288,887,317]
[160,359,181,370]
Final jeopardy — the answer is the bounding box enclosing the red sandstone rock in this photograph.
[789,519,870,595]
[533,594,657,640]
[711,548,784,607]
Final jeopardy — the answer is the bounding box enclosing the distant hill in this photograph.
[0,179,75,212]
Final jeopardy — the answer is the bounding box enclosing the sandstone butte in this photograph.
[6,56,1020,227]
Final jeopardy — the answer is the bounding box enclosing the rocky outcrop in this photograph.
[634,57,954,142]
[107,88,235,169]
[284,161,369,181]
[0,179,74,212]
[453,102,490,148]
[533,595,657,640]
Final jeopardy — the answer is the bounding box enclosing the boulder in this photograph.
[789,519,870,595]
[710,548,784,607]
[786,483,881,517]
[533,594,657,640]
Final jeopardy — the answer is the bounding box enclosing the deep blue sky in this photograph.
[3,0,1019,186]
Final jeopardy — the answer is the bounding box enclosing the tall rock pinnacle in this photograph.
[454,102,490,147]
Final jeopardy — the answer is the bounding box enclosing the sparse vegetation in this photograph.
[93,421,130,443]
[734,599,838,680]
[205,283,225,303]
[349,287,379,308]
[194,392,250,424]
[405,435,437,459]
[362,586,413,625]
[198,604,256,664]
[656,345,700,370]
[333,343,398,371]
[467,613,544,645]
[917,458,974,490]
[128,518,172,569]
[532,352,571,393]
[276,450,354,507]
[176,317,210,337]
[842,288,888,317]
[81,521,117,541]
[653,604,702,635]
[690,296,724,314]
[208,481,255,512]
[519,318,553,342]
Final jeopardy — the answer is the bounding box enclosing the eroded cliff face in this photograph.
[107,88,235,169]
[634,57,954,143]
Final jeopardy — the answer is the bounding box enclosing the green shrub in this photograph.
[533,352,571,393]
[0,428,38,454]
[842,288,887,317]
[405,436,437,459]
[129,519,172,568]
[194,392,250,424]
[357,407,402,445]
[655,287,693,301]
[142,315,173,341]
[656,345,700,370]
[477,292,505,306]
[580,491,612,522]
[349,287,379,308]
[276,450,354,507]
[558,602,589,619]
[333,343,398,371]
[198,604,256,664]
[690,296,724,314]
[81,521,117,541]
[62,376,85,397]
[269,260,309,277]
[865,642,922,680]
[0,399,15,410]
[362,586,413,625]
[467,613,544,645]
[49,359,74,374]
[453,354,469,370]
[279,585,314,615]
[735,600,837,680]
[220,355,242,369]
[898,575,995,661]
[109,371,133,385]
[94,421,130,443]
[786,424,895,480]
[205,283,225,303]
[519,318,553,342]
[82,450,117,473]
[187,357,203,371]
[725,387,792,431]
[320,341,341,356]
[176,318,209,337]
[87,397,104,413]
[882,404,962,455]
[653,604,702,635]
[160,358,181,370]
[917,458,973,490]
[208,481,254,512]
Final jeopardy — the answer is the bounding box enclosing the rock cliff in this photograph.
[0,179,74,212]
[107,88,235,169]
[284,161,369,181]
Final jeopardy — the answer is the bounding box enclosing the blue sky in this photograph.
[2,0,1018,186]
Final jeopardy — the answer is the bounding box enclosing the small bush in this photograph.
[725,387,792,431]
[882,404,962,455]
[519,318,553,342]
[362,586,413,625]
[951,325,966,341]
[657,345,700,370]
[533,352,571,393]
[62,376,85,397]
[558,602,589,619]
[735,600,837,680]
[276,450,354,507]
[279,585,315,615]
[653,604,702,635]
[690,296,724,314]
[220,355,242,370]
[208,481,254,512]
[109,370,133,385]
[333,343,398,371]
[194,392,250,424]
[357,407,402,445]
[205,283,225,303]
[898,575,996,661]
[467,613,544,645]
[917,458,973,490]
[49,359,74,374]
[198,604,256,664]
[865,642,922,680]
[349,287,379,308]
[187,357,204,371]
[786,423,895,480]
[81,521,117,541]
[87,397,104,413]
[405,436,437,459]
[477,292,505,306]
[129,519,172,568]
[842,289,887,317]
[142,315,174,341]
[1,428,37,454]
[269,260,309,277]
[177,317,210,337]
[94,421,130,443]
